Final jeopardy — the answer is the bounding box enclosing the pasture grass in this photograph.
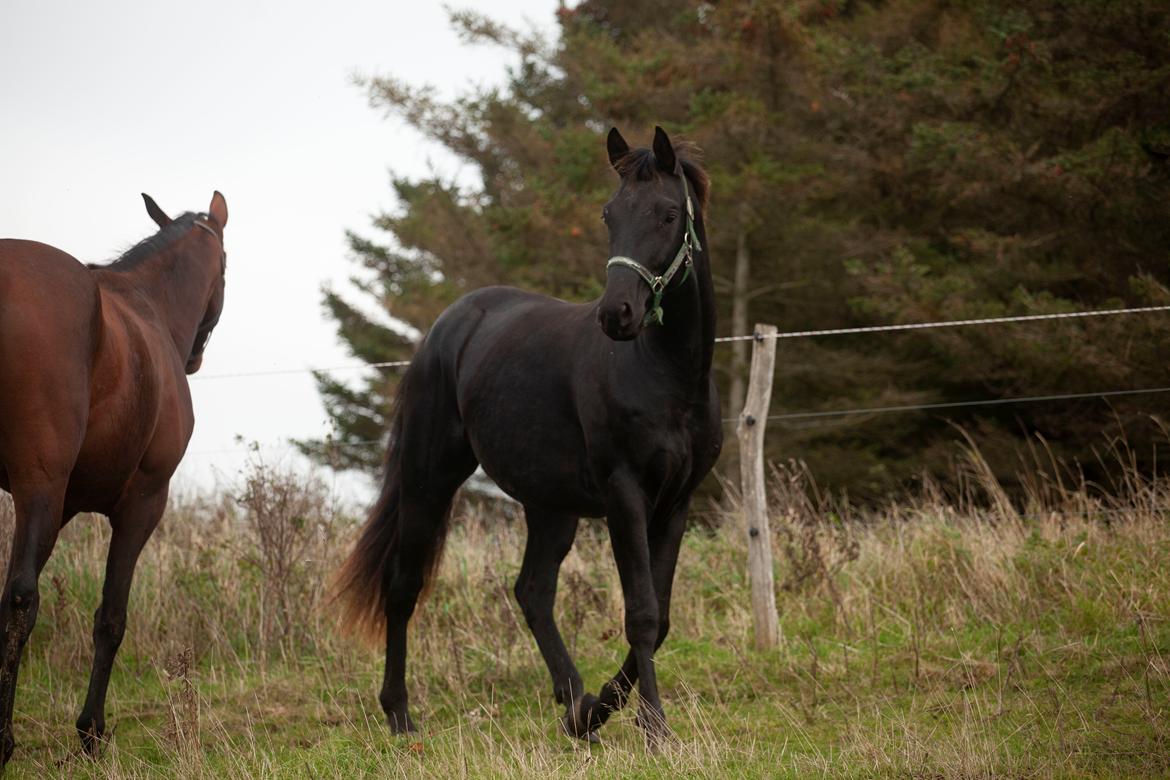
[1,452,1168,778]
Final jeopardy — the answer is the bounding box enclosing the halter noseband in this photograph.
[605,177,701,326]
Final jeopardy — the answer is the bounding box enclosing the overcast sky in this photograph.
[1,0,558,500]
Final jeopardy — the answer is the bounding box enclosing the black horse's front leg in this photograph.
[585,474,673,748]
[578,495,691,743]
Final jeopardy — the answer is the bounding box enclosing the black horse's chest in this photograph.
[596,400,712,494]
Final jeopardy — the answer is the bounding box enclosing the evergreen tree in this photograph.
[307,0,1170,500]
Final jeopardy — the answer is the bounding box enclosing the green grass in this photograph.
[2,460,1169,778]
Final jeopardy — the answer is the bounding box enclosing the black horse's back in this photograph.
[423,286,604,513]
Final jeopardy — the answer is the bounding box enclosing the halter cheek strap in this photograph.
[193,220,219,240]
[193,215,227,273]
[605,178,701,326]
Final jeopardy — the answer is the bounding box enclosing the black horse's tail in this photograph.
[334,366,452,643]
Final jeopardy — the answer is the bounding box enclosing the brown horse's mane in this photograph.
[614,142,710,211]
[90,211,205,271]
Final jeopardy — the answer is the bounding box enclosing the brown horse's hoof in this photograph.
[560,693,600,741]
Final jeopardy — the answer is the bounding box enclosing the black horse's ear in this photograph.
[142,193,171,228]
[607,127,630,170]
[652,126,677,173]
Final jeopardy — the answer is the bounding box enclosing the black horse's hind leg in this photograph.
[576,496,691,742]
[0,480,65,767]
[513,510,593,736]
[380,487,472,732]
[76,486,167,755]
[380,495,439,733]
[379,420,476,734]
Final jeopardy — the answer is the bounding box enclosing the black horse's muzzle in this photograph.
[597,300,641,341]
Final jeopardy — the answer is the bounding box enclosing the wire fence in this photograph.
[722,386,1170,425]
[186,304,1170,457]
[713,304,1170,342]
[193,359,412,381]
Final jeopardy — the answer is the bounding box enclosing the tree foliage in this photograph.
[307,0,1170,499]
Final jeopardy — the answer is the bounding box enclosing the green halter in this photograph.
[606,178,702,326]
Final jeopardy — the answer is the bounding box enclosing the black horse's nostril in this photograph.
[598,300,639,340]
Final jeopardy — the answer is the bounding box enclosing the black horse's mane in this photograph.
[92,211,204,270]
[615,143,710,210]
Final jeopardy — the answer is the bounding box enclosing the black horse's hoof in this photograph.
[560,693,600,741]
[560,718,601,744]
[76,717,107,758]
[635,706,672,752]
[387,712,417,735]
[1,733,13,767]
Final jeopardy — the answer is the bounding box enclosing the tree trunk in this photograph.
[729,212,751,417]
[725,207,751,482]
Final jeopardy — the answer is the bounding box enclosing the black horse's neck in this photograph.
[638,203,715,396]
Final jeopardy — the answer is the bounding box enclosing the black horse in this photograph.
[337,127,721,746]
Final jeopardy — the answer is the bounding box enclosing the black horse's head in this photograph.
[597,126,707,341]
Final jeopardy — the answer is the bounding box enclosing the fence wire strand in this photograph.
[714,304,1170,342]
[193,360,412,381]
[720,385,1170,425]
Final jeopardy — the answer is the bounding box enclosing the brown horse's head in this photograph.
[141,191,228,374]
[597,126,708,341]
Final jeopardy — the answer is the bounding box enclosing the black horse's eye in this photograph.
[663,212,677,225]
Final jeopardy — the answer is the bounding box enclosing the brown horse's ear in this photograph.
[652,126,677,173]
[607,127,630,171]
[142,193,171,228]
[208,191,228,229]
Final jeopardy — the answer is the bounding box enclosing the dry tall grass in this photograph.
[0,441,1166,778]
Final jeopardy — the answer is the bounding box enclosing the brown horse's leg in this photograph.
[577,496,691,743]
[513,510,591,736]
[0,482,66,766]
[76,487,166,756]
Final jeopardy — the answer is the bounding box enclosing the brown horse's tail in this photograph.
[334,367,424,643]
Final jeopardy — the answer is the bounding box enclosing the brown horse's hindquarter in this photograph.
[0,243,100,488]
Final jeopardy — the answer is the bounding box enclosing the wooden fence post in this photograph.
[737,323,780,650]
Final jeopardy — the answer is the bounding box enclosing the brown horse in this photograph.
[0,191,227,764]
